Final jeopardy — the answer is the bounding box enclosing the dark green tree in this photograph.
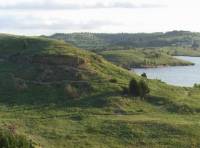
[129,78,141,97]
[139,80,150,98]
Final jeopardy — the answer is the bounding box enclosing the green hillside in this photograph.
[48,31,200,52]
[100,49,193,69]
[1,34,200,147]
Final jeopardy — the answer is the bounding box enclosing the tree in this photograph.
[139,80,150,98]
[129,78,141,97]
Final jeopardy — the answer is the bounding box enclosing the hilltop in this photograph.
[48,31,200,51]
[0,34,200,147]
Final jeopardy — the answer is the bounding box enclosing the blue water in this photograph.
[133,56,200,87]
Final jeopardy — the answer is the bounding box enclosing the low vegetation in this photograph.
[0,129,33,148]
[141,72,147,78]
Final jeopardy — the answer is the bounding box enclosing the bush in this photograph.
[65,84,79,99]
[14,77,28,91]
[128,78,150,98]
[109,78,118,83]
[129,78,141,97]
[0,130,34,148]
[138,80,150,98]
[141,73,147,78]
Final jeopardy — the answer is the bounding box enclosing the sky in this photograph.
[0,0,200,35]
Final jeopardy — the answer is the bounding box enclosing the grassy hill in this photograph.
[1,34,200,147]
[100,49,193,69]
[48,31,200,51]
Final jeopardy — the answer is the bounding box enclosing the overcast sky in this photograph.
[0,0,200,35]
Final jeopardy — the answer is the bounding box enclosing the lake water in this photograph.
[133,56,200,87]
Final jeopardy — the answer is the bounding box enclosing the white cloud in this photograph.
[0,14,119,30]
[0,0,166,10]
[0,0,200,35]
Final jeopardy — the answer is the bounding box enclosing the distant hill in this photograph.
[48,31,200,51]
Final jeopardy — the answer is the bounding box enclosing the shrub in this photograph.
[70,114,84,121]
[139,80,150,98]
[109,78,118,83]
[141,73,147,78]
[129,78,141,97]
[14,77,28,91]
[75,73,87,80]
[0,130,34,148]
[65,84,79,99]
[128,78,150,98]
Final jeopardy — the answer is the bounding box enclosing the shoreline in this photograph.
[132,56,200,87]
[129,56,196,69]
[128,63,194,69]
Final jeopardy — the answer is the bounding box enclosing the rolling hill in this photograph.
[0,34,200,147]
[48,31,200,51]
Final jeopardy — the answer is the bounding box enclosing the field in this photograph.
[1,80,200,147]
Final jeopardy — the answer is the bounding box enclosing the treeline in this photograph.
[48,31,200,51]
